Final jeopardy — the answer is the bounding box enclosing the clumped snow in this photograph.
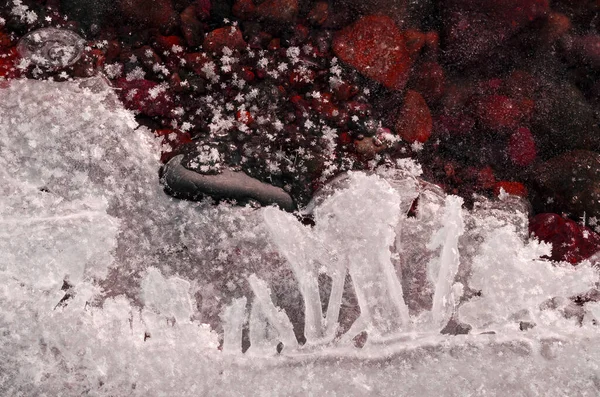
[1,78,600,395]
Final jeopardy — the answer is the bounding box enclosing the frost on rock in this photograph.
[2,78,600,395]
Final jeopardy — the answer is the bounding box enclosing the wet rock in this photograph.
[118,0,178,31]
[255,0,298,23]
[394,90,432,143]
[474,95,531,132]
[507,127,537,167]
[195,0,211,20]
[410,61,445,104]
[442,0,549,65]
[232,0,255,20]
[60,0,113,31]
[333,0,409,27]
[114,78,175,118]
[202,26,247,54]
[564,34,600,70]
[180,5,203,48]
[529,150,600,219]
[155,129,193,163]
[232,0,298,23]
[307,1,328,26]
[531,81,600,157]
[161,155,295,211]
[332,15,411,91]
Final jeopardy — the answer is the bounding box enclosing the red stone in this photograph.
[475,95,525,131]
[232,0,255,19]
[540,12,571,44]
[240,66,255,82]
[395,90,432,143]
[114,78,175,118]
[288,69,315,89]
[494,181,528,197]
[104,40,122,63]
[184,52,212,77]
[571,34,600,69]
[153,35,183,51]
[0,32,12,49]
[267,38,281,51]
[338,131,353,145]
[203,26,247,54]
[332,15,411,90]
[477,166,496,189]
[332,82,358,101]
[0,47,21,79]
[435,113,475,136]
[508,127,537,166]
[155,129,193,163]
[236,110,254,124]
[403,29,426,58]
[529,213,600,264]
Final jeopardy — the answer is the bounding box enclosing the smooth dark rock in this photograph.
[161,155,296,211]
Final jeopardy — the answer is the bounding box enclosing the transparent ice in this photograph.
[1,78,600,396]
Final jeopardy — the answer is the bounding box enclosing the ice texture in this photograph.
[17,28,85,70]
[2,78,600,395]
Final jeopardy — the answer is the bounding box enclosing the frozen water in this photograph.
[2,77,600,395]
[17,28,85,70]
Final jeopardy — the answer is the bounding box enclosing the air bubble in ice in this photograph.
[17,27,85,70]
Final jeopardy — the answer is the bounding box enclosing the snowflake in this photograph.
[258,57,269,68]
[125,67,146,81]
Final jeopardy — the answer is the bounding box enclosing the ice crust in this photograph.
[1,78,600,396]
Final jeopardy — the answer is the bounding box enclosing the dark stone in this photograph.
[531,80,600,159]
[161,155,296,211]
[528,150,600,219]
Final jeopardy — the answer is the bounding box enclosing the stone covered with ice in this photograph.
[1,78,600,395]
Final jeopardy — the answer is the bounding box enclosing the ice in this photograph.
[141,267,194,324]
[458,226,597,331]
[17,28,85,70]
[426,195,464,328]
[2,77,600,395]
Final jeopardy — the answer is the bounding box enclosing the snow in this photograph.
[1,77,600,395]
